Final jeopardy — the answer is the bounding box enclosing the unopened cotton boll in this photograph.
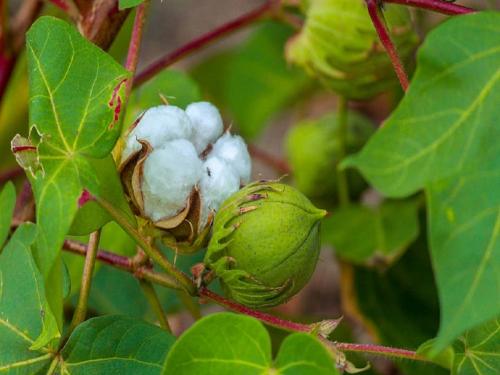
[122,105,193,162]
[142,139,203,221]
[185,102,224,154]
[199,156,240,228]
[212,133,251,184]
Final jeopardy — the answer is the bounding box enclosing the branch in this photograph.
[61,238,428,362]
[384,0,474,15]
[46,0,80,19]
[366,0,409,91]
[69,230,101,332]
[94,195,197,295]
[125,1,149,77]
[199,287,312,333]
[133,0,279,88]
[0,0,43,101]
[0,167,24,185]
[63,239,182,290]
[139,280,172,332]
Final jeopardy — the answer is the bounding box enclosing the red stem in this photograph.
[248,144,291,175]
[0,167,24,185]
[199,287,311,333]
[334,342,425,361]
[125,2,149,75]
[366,0,409,92]
[384,0,474,15]
[133,0,278,88]
[59,240,426,361]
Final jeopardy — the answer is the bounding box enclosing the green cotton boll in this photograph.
[286,111,374,202]
[204,181,327,308]
[286,0,418,99]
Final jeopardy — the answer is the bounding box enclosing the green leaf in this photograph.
[0,181,16,249]
[322,199,420,264]
[163,312,338,374]
[451,317,500,375]
[59,315,175,374]
[193,21,312,139]
[163,312,271,374]
[340,12,500,351]
[70,156,134,235]
[124,69,201,131]
[428,166,500,350]
[274,333,336,375]
[24,16,130,337]
[119,0,144,9]
[343,12,500,197]
[0,224,56,373]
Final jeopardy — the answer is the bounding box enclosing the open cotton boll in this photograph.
[142,139,203,221]
[185,102,224,154]
[211,133,252,184]
[122,105,193,162]
[199,156,240,228]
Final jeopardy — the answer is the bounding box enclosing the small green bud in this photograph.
[286,111,374,203]
[286,0,418,99]
[204,181,326,308]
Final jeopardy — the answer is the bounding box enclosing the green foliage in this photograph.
[22,16,130,338]
[0,182,16,248]
[343,12,500,350]
[59,315,175,374]
[322,198,420,264]
[119,0,145,9]
[286,111,374,203]
[193,21,312,139]
[0,224,57,373]
[451,318,500,375]
[163,313,338,374]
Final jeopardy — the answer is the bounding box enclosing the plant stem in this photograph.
[0,166,24,185]
[63,239,182,290]
[139,280,172,332]
[125,1,149,87]
[333,342,426,361]
[176,291,202,320]
[69,230,101,332]
[383,0,474,15]
[133,0,279,88]
[61,241,427,362]
[95,196,197,295]
[47,0,80,19]
[336,96,350,206]
[366,0,409,92]
[247,144,291,175]
[198,287,312,333]
[0,0,42,101]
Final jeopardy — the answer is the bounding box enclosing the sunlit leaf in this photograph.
[24,16,130,340]
[163,313,338,374]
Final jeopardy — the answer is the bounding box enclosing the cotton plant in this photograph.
[119,101,251,253]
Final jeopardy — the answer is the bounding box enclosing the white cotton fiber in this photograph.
[142,139,203,221]
[211,133,251,184]
[199,156,241,228]
[122,105,193,162]
[185,102,224,154]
